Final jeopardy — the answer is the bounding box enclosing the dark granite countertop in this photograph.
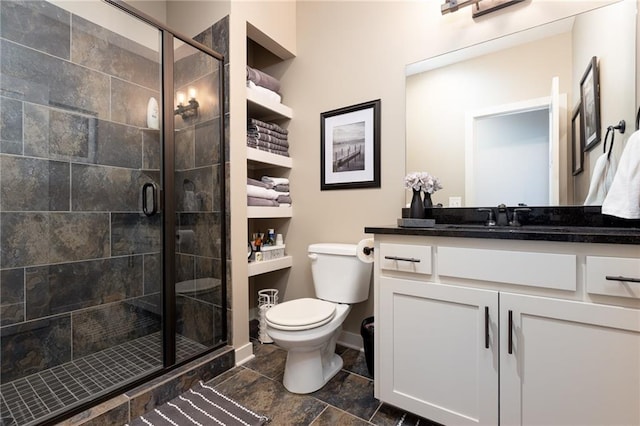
[364,224,640,245]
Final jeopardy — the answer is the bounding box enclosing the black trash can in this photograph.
[360,316,374,377]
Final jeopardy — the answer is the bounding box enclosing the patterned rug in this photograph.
[127,381,270,426]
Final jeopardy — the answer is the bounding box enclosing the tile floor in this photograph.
[203,339,439,426]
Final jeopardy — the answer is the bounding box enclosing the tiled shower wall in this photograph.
[0,0,228,391]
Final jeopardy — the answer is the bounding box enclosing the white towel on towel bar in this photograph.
[584,151,618,206]
[602,130,640,218]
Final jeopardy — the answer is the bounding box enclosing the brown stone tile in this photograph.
[341,347,373,379]
[311,370,379,422]
[243,341,287,380]
[312,406,373,425]
[213,368,326,425]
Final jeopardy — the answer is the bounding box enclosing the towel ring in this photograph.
[603,126,615,160]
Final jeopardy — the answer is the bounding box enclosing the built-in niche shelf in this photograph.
[247,206,293,218]
[247,255,293,277]
[247,86,293,121]
[247,147,292,169]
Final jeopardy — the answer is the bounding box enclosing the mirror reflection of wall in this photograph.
[406,0,637,208]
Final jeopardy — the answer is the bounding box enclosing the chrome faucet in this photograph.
[477,208,496,226]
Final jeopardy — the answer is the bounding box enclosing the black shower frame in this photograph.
[43,0,228,423]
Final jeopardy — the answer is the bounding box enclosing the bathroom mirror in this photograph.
[406,0,637,207]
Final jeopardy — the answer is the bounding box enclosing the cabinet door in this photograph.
[500,292,640,426]
[379,277,499,425]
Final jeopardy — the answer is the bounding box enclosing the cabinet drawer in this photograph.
[380,243,432,275]
[586,256,640,299]
[438,247,576,291]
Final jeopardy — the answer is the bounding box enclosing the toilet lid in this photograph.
[265,298,336,331]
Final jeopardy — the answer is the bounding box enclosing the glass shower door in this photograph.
[171,37,226,364]
[0,1,164,423]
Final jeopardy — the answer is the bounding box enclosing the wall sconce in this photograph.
[441,0,523,18]
[174,86,199,119]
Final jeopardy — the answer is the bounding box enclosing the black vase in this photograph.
[410,189,425,218]
[423,192,433,208]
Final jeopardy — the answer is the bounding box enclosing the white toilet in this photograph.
[264,243,373,394]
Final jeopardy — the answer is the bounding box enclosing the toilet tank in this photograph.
[308,243,373,304]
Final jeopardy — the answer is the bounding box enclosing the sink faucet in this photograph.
[477,208,496,226]
[509,207,532,227]
[496,204,509,226]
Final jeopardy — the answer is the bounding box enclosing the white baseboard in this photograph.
[234,342,255,366]
[337,330,363,351]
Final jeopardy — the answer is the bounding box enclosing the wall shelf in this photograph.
[247,206,293,218]
[248,255,293,277]
[247,86,293,121]
[247,147,292,169]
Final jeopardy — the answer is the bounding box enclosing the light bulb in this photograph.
[176,91,186,105]
[187,86,197,100]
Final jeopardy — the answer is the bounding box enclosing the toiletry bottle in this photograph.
[267,229,275,246]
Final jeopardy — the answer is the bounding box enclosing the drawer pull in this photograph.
[384,255,421,263]
[508,310,513,355]
[484,306,490,349]
[605,275,640,283]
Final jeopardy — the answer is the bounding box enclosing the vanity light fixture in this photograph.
[174,86,199,119]
[441,0,524,18]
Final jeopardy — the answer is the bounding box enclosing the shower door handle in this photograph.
[142,182,158,216]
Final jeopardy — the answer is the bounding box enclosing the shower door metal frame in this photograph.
[44,0,228,423]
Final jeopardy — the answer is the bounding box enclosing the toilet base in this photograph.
[282,350,343,394]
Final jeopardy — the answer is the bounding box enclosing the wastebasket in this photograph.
[360,316,374,377]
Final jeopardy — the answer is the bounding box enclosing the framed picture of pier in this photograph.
[320,99,381,190]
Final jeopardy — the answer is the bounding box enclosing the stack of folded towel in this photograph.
[247,118,289,157]
[247,66,282,103]
[247,176,292,207]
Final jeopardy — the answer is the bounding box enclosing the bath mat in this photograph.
[127,381,270,426]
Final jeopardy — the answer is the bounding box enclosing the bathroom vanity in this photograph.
[365,224,640,426]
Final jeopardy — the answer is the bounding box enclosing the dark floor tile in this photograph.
[311,369,379,422]
[204,365,243,388]
[243,341,287,380]
[371,403,441,426]
[341,347,373,379]
[214,367,326,425]
[312,406,372,425]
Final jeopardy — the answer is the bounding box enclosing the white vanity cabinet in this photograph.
[373,234,640,426]
[500,292,640,426]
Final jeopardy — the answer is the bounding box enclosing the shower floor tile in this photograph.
[0,333,207,426]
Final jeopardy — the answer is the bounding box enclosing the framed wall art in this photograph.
[580,56,601,152]
[320,99,381,190]
[571,102,584,175]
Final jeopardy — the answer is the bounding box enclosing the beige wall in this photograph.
[285,0,631,335]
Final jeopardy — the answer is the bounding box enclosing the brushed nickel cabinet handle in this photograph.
[384,256,421,263]
[605,275,640,283]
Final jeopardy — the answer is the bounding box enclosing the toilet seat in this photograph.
[265,298,336,331]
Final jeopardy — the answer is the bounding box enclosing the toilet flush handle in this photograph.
[308,253,318,261]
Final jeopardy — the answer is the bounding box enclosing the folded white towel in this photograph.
[261,176,289,186]
[247,81,282,104]
[584,151,618,205]
[602,130,640,218]
[246,184,279,200]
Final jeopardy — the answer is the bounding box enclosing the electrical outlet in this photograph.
[449,196,462,207]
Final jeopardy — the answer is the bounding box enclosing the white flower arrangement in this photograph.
[404,171,443,194]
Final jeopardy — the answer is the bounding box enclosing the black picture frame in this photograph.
[320,99,381,190]
[580,56,601,152]
[571,102,584,176]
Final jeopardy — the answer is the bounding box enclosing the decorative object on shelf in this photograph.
[174,86,199,120]
[405,171,442,217]
[409,189,424,218]
[423,192,433,208]
[580,56,601,152]
[571,102,584,175]
[320,99,381,190]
